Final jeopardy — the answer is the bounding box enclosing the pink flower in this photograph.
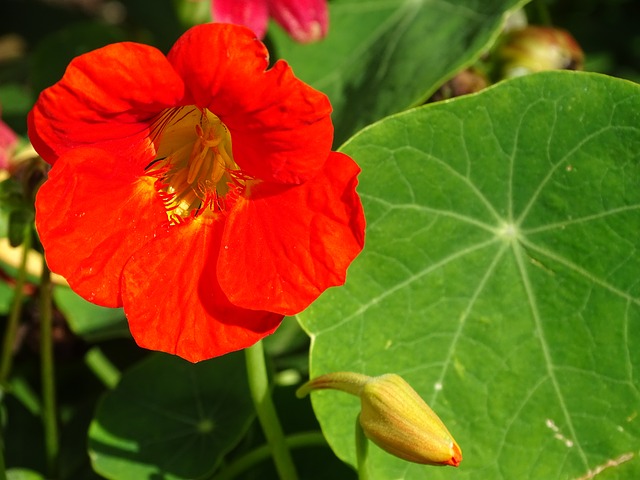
[211,0,328,43]
[0,106,18,171]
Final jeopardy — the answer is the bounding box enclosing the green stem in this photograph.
[0,226,32,384]
[85,347,121,389]
[0,431,7,480]
[534,0,552,26]
[244,341,299,480]
[211,431,326,480]
[355,415,369,480]
[39,260,58,477]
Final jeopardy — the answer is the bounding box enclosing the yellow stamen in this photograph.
[145,106,250,224]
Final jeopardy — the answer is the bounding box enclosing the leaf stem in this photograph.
[85,346,121,389]
[355,415,369,480]
[244,340,299,480]
[0,225,32,384]
[534,0,552,26]
[211,431,326,480]
[0,431,6,480]
[39,259,59,477]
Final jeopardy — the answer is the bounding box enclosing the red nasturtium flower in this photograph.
[28,23,365,362]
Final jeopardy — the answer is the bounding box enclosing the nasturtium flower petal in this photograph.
[28,42,185,165]
[211,0,270,40]
[121,220,282,362]
[167,24,333,184]
[219,152,365,314]
[30,24,364,362]
[34,147,166,307]
[211,0,329,43]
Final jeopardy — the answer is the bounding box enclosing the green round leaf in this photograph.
[271,0,527,144]
[88,352,255,480]
[7,469,45,480]
[299,71,640,478]
[53,286,129,342]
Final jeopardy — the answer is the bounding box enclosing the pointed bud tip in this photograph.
[446,442,463,467]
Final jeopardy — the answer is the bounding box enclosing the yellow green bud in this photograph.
[491,26,584,80]
[297,372,462,467]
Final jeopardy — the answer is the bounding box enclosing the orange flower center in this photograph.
[146,106,251,224]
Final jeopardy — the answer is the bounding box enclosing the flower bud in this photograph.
[491,25,584,80]
[0,113,18,172]
[211,0,328,43]
[429,67,489,102]
[269,0,329,44]
[297,372,462,467]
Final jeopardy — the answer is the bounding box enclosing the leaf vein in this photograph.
[317,237,500,336]
[429,241,509,405]
[512,241,590,468]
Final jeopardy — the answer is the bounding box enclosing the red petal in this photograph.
[269,0,329,43]
[35,147,166,307]
[211,0,270,39]
[219,152,365,315]
[121,219,283,362]
[28,42,185,165]
[167,23,333,184]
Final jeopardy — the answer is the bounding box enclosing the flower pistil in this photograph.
[146,106,250,224]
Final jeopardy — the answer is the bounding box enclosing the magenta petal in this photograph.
[211,0,270,39]
[268,0,328,43]
[0,118,17,170]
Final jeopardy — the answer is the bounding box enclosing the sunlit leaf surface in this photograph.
[6,469,45,480]
[299,71,640,479]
